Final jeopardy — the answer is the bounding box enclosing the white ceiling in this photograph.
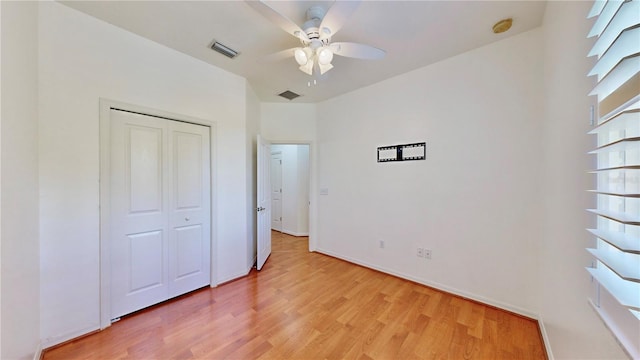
[60,1,547,103]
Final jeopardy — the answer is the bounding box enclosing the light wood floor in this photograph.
[44,231,547,359]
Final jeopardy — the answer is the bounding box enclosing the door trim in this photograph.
[99,99,218,329]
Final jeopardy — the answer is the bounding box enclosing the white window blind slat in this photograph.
[588,0,625,38]
[588,27,640,81]
[590,138,640,152]
[587,266,640,310]
[588,208,640,225]
[588,228,640,253]
[589,55,640,100]
[587,244,640,282]
[588,0,609,19]
[588,1,640,58]
[589,190,640,197]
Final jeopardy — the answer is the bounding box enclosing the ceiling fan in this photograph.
[247,0,385,76]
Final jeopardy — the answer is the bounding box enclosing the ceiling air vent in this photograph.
[210,41,238,59]
[278,90,301,101]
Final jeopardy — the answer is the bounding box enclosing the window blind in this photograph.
[587,1,640,358]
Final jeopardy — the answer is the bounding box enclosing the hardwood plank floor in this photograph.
[43,231,547,359]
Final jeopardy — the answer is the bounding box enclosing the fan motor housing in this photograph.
[306,6,325,22]
[303,6,325,40]
[304,25,320,40]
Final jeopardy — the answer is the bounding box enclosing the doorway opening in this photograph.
[269,144,310,238]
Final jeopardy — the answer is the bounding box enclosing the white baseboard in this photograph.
[537,318,554,360]
[314,247,538,319]
[216,267,252,286]
[33,342,43,360]
[281,230,309,237]
[40,324,100,349]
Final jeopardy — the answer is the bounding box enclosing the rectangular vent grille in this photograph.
[210,41,238,59]
[278,90,300,100]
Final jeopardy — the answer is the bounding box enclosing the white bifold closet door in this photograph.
[109,109,211,319]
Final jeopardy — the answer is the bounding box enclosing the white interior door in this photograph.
[168,121,211,297]
[110,109,210,319]
[270,152,282,231]
[110,110,168,318]
[257,135,272,270]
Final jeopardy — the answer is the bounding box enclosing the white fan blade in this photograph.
[331,42,385,60]
[319,1,361,40]
[264,47,298,62]
[246,1,309,42]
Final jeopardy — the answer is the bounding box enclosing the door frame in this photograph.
[269,140,316,252]
[98,99,217,329]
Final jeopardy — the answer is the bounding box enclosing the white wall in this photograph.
[38,2,250,347]
[539,2,628,359]
[270,144,310,236]
[0,2,41,359]
[315,28,544,316]
[260,103,316,142]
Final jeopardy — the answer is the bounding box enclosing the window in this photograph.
[587,1,639,358]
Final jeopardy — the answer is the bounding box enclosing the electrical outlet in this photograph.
[417,247,424,257]
[379,240,385,249]
[424,249,432,259]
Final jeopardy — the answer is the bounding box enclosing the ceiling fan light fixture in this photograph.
[319,62,334,75]
[250,2,386,78]
[299,60,314,75]
[317,47,334,65]
[294,48,308,65]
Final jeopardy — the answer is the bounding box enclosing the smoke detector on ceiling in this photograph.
[492,18,513,34]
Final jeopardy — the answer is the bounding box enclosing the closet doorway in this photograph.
[99,100,216,328]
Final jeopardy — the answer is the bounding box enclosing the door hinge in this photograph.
[280,217,282,221]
